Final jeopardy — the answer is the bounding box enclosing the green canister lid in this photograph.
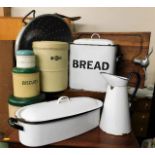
[12,67,39,74]
[16,50,34,56]
[8,93,45,106]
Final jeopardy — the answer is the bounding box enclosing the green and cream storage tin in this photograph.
[8,94,45,117]
[12,67,40,98]
[16,50,36,68]
[33,41,68,92]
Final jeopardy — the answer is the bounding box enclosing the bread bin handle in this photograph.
[91,33,101,39]
[57,96,70,104]
[8,118,24,131]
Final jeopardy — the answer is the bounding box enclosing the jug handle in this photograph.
[127,72,141,103]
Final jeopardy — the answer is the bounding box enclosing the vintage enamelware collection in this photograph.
[8,11,143,147]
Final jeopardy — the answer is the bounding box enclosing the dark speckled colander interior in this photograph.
[17,14,73,50]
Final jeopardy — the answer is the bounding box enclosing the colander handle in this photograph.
[22,10,36,25]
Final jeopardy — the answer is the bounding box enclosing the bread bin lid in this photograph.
[8,94,45,106]
[33,41,68,49]
[73,39,115,46]
[73,33,115,46]
[16,50,34,56]
[15,96,103,123]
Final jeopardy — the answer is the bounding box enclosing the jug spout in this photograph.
[100,72,129,87]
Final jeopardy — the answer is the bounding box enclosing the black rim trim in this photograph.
[70,43,118,47]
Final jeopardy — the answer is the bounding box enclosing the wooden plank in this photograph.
[0,17,24,40]
[45,89,105,101]
[0,7,11,17]
[73,32,151,88]
[0,41,14,115]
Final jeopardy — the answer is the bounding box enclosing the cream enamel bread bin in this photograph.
[69,33,118,92]
[8,96,103,147]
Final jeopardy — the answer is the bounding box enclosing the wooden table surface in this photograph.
[0,113,139,148]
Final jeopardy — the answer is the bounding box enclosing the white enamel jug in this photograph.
[99,72,140,135]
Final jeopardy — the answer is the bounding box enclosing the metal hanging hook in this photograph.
[133,47,153,69]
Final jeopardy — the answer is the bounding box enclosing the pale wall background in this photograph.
[11,7,155,87]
